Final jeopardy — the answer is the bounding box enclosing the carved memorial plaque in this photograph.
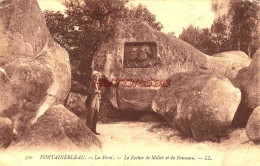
[123,42,157,68]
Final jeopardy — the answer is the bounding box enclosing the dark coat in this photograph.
[85,80,101,108]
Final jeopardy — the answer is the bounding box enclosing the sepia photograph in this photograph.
[0,0,259,165]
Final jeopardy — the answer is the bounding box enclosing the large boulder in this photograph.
[152,71,241,141]
[209,51,251,80]
[0,117,13,148]
[0,0,71,136]
[246,106,260,143]
[232,49,260,127]
[65,92,87,117]
[93,20,250,112]
[11,105,101,149]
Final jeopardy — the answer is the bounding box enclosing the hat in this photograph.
[92,71,102,77]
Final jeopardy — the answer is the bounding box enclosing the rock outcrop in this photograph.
[0,117,13,148]
[246,106,260,143]
[11,105,102,149]
[0,0,71,136]
[152,71,241,141]
[93,20,250,112]
[66,92,87,117]
[232,49,260,127]
[209,51,251,80]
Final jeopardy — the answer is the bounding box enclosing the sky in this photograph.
[37,0,216,36]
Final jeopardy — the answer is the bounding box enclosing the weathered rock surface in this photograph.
[246,107,260,143]
[232,49,260,127]
[0,117,13,148]
[0,0,71,136]
[209,51,251,80]
[65,92,87,117]
[71,80,88,95]
[246,106,260,143]
[11,105,101,149]
[152,71,241,141]
[93,20,250,112]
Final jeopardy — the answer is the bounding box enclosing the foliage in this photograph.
[210,16,229,53]
[179,25,215,55]
[128,4,163,31]
[179,0,259,56]
[44,0,162,84]
[168,32,176,38]
[179,25,202,49]
[228,0,259,57]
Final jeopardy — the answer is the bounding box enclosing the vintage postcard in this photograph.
[0,0,259,165]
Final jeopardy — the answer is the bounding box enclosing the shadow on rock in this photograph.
[9,105,102,150]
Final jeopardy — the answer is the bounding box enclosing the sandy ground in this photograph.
[97,122,260,166]
[0,122,260,166]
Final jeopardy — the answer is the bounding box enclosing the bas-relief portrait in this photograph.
[123,42,157,68]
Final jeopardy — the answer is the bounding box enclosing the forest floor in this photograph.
[96,121,260,166]
[1,121,260,166]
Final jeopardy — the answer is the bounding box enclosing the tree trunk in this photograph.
[248,42,253,58]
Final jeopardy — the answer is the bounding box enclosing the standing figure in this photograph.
[85,71,102,135]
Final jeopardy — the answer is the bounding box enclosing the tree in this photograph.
[228,0,259,57]
[44,11,70,50]
[44,0,162,85]
[179,1,259,56]
[168,32,176,38]
[199,28,215,55]
[179,25,215,55]
[179,25,202,48]
[210,16,229,53]
[128,4,163,31]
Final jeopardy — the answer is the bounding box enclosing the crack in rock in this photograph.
[0,67,11,81]
[0,0,16,10]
